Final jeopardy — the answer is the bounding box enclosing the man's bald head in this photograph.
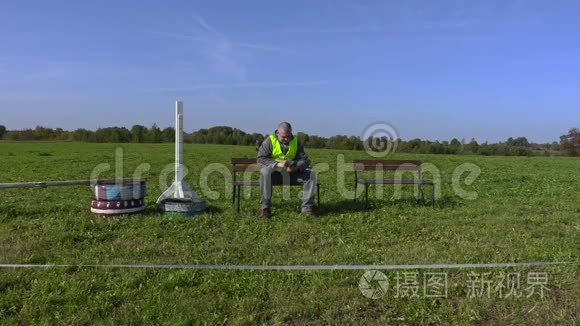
[278,122,292,133]
[276,122,293,145]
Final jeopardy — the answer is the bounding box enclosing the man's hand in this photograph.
[276,162,287,169]
[286,166,297,173]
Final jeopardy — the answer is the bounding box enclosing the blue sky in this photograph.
[1,0,579,143]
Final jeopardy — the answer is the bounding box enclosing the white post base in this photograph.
[158,181,193,201]
[157,181,206,211]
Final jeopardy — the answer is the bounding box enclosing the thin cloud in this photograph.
[231,41,298,55]
[150,31,207,41]
[192,13,223,37]
[150,13,298,81]
[150,31,297,55]
[153,80,328,92]
[271,20,474,37]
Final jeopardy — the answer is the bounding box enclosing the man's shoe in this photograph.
[261,208,272,219]
[301,208,318,217]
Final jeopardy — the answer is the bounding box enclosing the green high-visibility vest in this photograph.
[269,134,298,162]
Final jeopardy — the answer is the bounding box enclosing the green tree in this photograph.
[161,127,175,142]
[478,142,491,155]
[466,138,479,154]
[131,125,147,143]
[449,138,462,154]
[0,125,6,139]
[147,124,162,143]
[54,128,65,140]
[560,128,580,156]
[507,137,529,147]
[72,128,94,142]
[33,126,55,140]
[307,135,326,148]
[95,127,130,143]
[406,138,422,152]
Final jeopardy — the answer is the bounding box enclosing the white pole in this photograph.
[175,101,184,185]
[157,100,205,213]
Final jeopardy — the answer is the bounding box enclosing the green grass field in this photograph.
[0,142,578,324]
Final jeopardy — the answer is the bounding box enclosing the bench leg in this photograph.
[364,184,369,210]
[236,185,241,213]
[418,183,424,202]
[232,185,236,205]
[317,183,321,208]
[354,179,357,202]
[432,184,435,208]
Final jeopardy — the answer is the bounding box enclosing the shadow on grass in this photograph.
[364,195,463,210]
[318,199,365,216]
[233,194,464,218]
[433,195,464,209]
[318,197,447,216]
[204,204,224,215]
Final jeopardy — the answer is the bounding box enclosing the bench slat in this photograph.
[353,159,421,165]
[233,180,311,186]
[232,165,261,172]
[358,178,434,185]
[353,164,421,171]
[231,158,257,164]
[233,180,260,186]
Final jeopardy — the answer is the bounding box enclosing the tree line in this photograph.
[0,124,175,143]
[0,124,578,157]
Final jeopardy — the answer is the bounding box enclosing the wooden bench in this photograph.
[353,160,435,209]
[231,158,321,213]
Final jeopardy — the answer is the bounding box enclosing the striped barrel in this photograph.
[93,180,146,201]
[90,199,145,217]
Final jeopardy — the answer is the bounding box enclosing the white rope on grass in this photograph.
[0,261,577,270]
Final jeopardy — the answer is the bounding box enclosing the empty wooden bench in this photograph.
[353,160,435,209]
[231,158,321,213]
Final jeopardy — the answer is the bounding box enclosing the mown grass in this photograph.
[0,142,578,324]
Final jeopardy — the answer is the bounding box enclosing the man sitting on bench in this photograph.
[257,122,317,218]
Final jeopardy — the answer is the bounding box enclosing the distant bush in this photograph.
[0,124,568,157]
[560,128,580,156]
